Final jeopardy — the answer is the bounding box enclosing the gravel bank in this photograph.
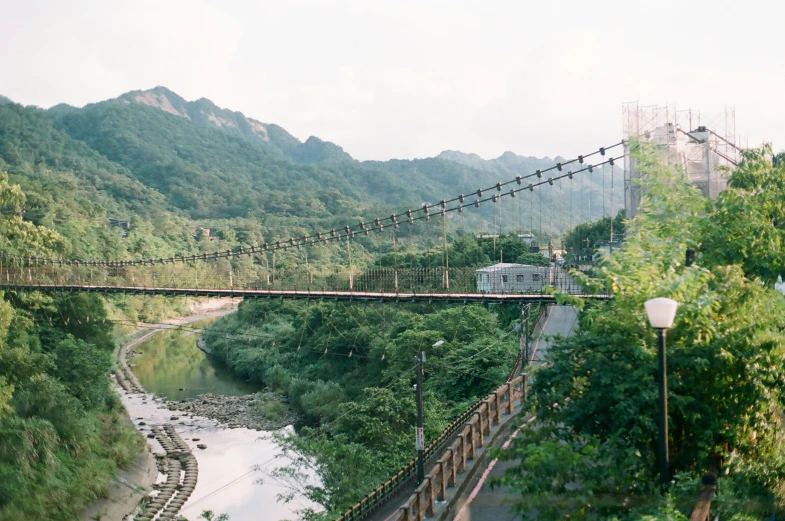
[166,393,293,431]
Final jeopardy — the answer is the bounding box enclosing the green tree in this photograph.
[701,145,785,285]
[562,210,625,262]
[497,140,785,519]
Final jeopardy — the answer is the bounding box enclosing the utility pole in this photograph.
[609,167,614,255]
[519,305,531,406]
[415,351,426,485]
[521,305,530,371]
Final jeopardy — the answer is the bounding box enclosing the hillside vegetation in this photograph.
[0,175,142,520]
[18,86,621,245]
[204,299,526,518]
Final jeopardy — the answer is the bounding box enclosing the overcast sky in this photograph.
[1,0,783,161]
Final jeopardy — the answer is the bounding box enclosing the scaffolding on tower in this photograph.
[622,103,741,219]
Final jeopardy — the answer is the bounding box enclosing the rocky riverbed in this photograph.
[125,337,295,431]
[119,391,316,520]
[91,300,316,521]
[166,393,293,431]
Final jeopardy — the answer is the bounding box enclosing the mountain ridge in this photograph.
[105,87,567,171]
[113,86,356,164]
[0,87,622,253]
[2,87,575,172]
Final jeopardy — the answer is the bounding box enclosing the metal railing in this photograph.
[0,265,606,300]
[334,306,543,521]
[382,375,526,521]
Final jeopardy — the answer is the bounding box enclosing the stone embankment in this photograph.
[115,330,156,394]
[134,424,198,521]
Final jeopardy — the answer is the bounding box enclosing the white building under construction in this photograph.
[622,104,741,218]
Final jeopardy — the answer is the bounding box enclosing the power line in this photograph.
[1,144,623,268]
[179,361,417,513]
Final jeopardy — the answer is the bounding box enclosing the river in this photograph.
[128,319,258,400]
[122,319,317,521]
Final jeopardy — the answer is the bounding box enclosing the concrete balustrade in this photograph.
[339,375,526,521]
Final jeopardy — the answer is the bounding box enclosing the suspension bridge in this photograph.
[0,143,625,302]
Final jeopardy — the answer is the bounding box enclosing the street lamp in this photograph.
[415,340,444,485]
[644,297,679,491]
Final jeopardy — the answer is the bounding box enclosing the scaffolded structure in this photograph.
[622,103,741,218]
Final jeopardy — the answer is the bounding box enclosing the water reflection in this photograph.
[129,320,259,400]
[121,392,317,521]
[123,319,318,520]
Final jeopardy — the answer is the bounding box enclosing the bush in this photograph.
[265,364,291,391]
[254,393,286,422]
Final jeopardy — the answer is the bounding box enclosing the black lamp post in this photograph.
[644,297,679,491]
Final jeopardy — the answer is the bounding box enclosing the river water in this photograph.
[124,321,317,521]
[129,319,258,400]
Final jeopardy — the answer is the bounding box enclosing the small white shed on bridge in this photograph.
[475,263,554,293]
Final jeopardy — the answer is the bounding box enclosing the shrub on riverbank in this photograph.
[254,392,287,422]
[0,292,145,521]
[205,300,524,517]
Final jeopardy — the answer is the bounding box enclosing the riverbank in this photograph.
[79,430,158,521]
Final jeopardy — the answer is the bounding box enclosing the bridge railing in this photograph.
[336,368,527,521]
[0,264,603,297]
[377,376,525,521]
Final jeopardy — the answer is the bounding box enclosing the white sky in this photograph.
[1,0,783,160]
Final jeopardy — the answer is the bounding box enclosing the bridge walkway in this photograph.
[364,305,577,521]
[449,305,578,521]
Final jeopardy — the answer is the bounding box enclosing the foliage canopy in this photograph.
[497,141,785,520]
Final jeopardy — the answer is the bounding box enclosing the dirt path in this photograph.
[450,305,578,521]
[81,299,241,521]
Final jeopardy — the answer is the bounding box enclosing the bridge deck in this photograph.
[0,283,611,302]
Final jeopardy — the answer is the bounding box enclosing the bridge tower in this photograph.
[622,103,740,219]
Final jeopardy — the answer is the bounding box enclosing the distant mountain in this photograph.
[0,86,622,258]
[44,88,500,223]
[118,86,273,140]
[114,86,354,165]
[0,95,11,105]
[437,149,561,176]
[436,147,623,223]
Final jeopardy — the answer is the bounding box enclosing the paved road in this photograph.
[450,305,578,521]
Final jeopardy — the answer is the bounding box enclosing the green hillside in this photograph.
[53,87,622,239]
[0,87,624,261]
